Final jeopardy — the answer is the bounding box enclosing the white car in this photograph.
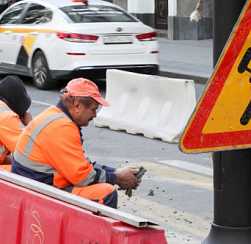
[0,0,159,89]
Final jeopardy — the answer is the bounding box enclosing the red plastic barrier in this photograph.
[0,178,167,244]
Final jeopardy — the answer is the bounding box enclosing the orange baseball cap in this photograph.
[64,78,110,107]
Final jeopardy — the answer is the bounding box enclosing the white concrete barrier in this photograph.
[94,69,196,143]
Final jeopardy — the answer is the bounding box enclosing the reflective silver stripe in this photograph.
[23,113,68,157]
[93,162,107,182]
[86,157,91,163]
[14,113,68,174]
[14,150,59,174]
[0,145,6,157]
[74,166,106,186]
[0,105,10,113]
[94,162,102,168]
[98,168,107,182]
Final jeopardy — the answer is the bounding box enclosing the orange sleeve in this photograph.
[41,122,93,185]
[0,113,22,154]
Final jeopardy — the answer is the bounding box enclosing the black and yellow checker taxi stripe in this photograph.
[0,0,159,89]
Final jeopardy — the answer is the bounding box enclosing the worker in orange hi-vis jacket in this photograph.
[11,78,140,209]
[0,75,32,171]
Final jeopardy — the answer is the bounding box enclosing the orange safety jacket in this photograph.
[12,104,116,189]
[0,100,22,164]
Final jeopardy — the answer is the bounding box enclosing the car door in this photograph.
[0,2,28,66]
[15,3,53,72]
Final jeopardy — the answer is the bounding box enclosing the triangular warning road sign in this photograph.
[179,0,251,153]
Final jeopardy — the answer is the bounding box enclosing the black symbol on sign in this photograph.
[238,47,251,125]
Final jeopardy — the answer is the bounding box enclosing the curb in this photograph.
[159,70,209,85]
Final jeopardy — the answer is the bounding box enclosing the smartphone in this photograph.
[134,167,147,178]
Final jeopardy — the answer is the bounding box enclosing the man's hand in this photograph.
[20,112,32,126]
[125,166,147,197]
[115,166,140,190]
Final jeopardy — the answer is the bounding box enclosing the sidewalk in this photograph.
[157,38,213,84]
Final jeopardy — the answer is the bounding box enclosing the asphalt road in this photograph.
[8,75,214,244]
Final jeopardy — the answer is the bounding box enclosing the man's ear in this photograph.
[73,100,82,112]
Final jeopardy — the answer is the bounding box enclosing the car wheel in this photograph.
[32,51,55,90]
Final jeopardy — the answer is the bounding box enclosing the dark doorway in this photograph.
[155,0,168,30]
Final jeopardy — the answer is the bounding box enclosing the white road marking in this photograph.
[118,161,213,244]
[32,100,52,106]
[120,161,213,190]
[118,192,211,244]
[159,160,213,177]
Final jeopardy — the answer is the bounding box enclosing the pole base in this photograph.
[202,223,251,244]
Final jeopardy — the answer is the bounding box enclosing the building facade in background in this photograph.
[106,0,213,40]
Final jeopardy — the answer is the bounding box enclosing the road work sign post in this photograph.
[180,0,251,243]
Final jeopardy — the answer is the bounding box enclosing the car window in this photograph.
[21,3,53,25]
[60,5,136,23]
[0,3,27,25]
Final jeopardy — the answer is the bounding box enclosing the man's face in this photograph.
[73,99,99,127]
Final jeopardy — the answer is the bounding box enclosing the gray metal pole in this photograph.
[203,0,251,243]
